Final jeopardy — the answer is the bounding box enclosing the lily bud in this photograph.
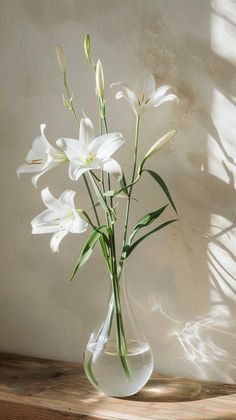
[144,130,177,160]
[56,44,66,73]
[96,59,104,99]
[139,130,177,174]
[84,33,91,60]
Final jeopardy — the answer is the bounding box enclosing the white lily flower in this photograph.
[57,117,124,181]
[17,124,67,187]
[111,72,179,116]
[31,188,88,252]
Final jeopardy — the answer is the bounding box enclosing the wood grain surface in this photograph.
[0,353,235,419]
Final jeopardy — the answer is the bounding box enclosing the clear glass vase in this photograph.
[83,270,153,397]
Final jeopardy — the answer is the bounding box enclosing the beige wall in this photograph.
[1,0,236,383]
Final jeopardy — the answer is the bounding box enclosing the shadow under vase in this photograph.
[123,373,236,402]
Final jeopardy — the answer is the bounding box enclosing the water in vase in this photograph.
[84,339,153,397]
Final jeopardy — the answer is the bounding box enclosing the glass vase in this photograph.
[83,270,153,397]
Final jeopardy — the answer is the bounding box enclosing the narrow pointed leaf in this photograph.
[128,204,168,245]
[99,234,112,273]
[144,169,177,214]
[70,226,109,282]
[123,219,178,259]
[89,173,112,217]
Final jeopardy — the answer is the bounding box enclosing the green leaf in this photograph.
[128,204,168,245]
[89,173,112,218]
[99,236,111,272]
[123,219,178,259]
[70,226,109,282]
[144,169,178,215]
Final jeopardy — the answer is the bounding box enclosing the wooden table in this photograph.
[0,353,236,419]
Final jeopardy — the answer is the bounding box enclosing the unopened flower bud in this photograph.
[144,130,177,160]
[84,34,90,60]
[56,44,66,73]
[95,59,104,99]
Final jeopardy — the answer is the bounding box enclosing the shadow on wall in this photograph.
[126,0,236,383]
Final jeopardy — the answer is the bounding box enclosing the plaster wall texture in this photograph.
[0,0,235,383]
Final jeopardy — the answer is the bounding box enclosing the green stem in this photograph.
[102,114,130,377]
[119,115,140,274]
[103,116,113,209]
[63,72,80,128]
[109,232,131,380]
[61,70,111,278]
[61,71,100,229]
[83,174,100,226]
[103,114,108,133]
[81,209,111,276]
[81,210,96,229]
[90,61,130,379]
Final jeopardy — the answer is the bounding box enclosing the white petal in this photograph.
[32,169,48,188]
[32,223,59,234]
[101,158,122,180]
[37,124,65,161]
[31,161,59,188]
[25,124,62,166]
[17,163,41,176]
[150,85,179,105]
[41,187,58,209]
[135,72,156,100]
[31,209,63,228]
[17,124,65,185]
[111,82,138,105]
[151,84,172,100]
[59,190,76,209]
[68,160,90,181]
[70,213,88,233]
[79,118,95,151]
[40,123,46,135]
[88,133,119,155]
[31,209,60,234]
[25,125,48,163]
[56,138,86,161]
[89,133,124,160]
[50,228,70,252]
[152,93,179,108]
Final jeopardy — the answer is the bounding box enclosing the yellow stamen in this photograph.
[85,153,95,164]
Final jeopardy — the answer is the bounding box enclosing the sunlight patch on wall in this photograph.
[208,0,236,306]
